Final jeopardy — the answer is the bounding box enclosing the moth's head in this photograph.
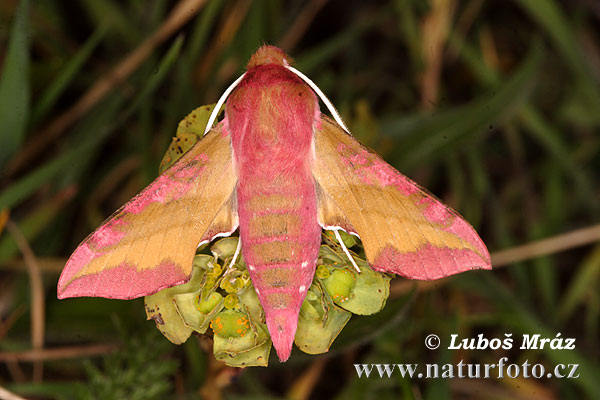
[247,45,293,69]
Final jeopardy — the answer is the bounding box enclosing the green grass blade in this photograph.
[452,36,597,210]
[0,0,30,168]
[459,274,600,398]
[31,26,106,124]
[513,0,600,109]
[381,44,542,169]
[557,245,600,321]
[80,0,140,45]
[0,136,98,210]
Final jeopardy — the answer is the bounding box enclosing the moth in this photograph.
[58,45,491,362]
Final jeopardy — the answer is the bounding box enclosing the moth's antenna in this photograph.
[203,72,247,136]
[285,65,350,134]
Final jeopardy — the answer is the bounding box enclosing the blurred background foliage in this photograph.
[0,0,599,398]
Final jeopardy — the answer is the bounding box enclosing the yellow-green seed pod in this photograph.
[324,269,356,303]
[195,291,223,314]
[224,294,239,310]
[210,310,250,338]
[315,265,330,279]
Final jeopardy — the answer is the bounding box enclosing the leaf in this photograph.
[295,283,351,355]
[0,0,30,168]
[330,289,415,352]
[144,263,207,344]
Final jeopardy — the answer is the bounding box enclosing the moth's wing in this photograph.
[58,123,238,299]
[313,117,491,280]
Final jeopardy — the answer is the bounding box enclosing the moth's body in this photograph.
[227,62,321,359]
[58,45,491,363]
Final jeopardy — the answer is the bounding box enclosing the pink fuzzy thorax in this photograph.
[227,57,321,361]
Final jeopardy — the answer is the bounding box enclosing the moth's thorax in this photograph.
[227,64,319,164]
[225,63,321,361]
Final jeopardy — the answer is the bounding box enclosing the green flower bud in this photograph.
[210,310,250,338]
[324,269,356,303]
[195,291,222,314]
[334,264,391,315]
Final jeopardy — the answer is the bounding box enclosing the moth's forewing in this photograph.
[58,124,238,300]
[313,117,491,280]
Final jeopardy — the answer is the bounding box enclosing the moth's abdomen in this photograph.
[226,62,321,361]
[236,175,321,361]
[241,182,320,285]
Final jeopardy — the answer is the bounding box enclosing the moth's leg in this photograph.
[334,230,361,273]
[224,236,242,273]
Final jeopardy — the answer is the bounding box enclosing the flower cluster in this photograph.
[144,105,391,367]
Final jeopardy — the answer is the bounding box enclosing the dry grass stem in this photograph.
[278,0,328,51]
[195,0,253,85]
[391,224,600,296]
[6,220,45,382]
[0,343,119,362]
[491,224,600,267]
[287,357,327,400]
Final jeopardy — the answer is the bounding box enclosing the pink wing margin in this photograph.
[58,124,238,299]
[313,116,491,280]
